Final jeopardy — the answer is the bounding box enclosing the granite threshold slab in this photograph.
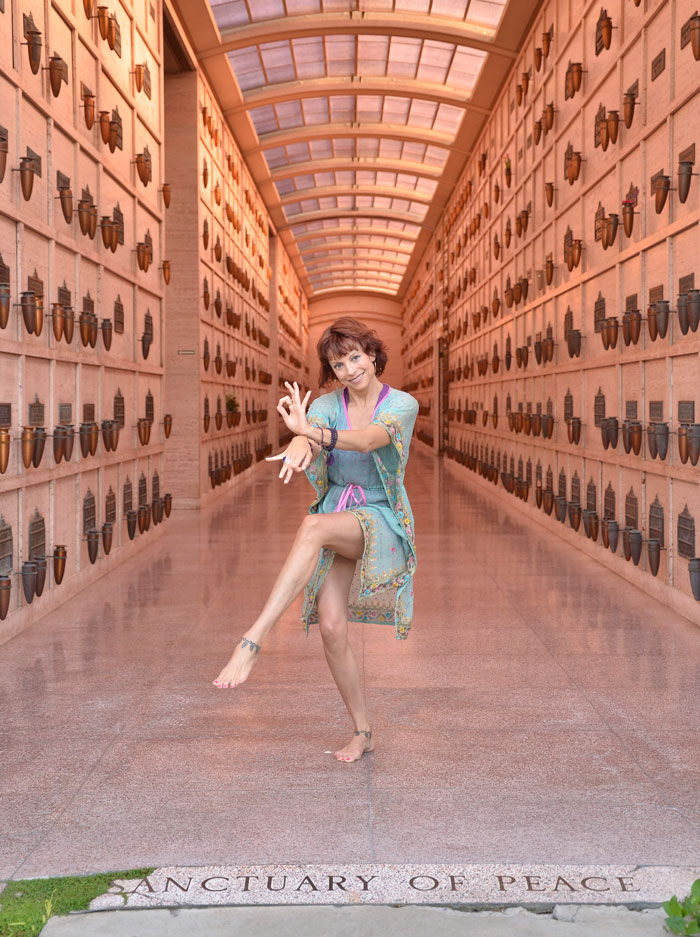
[87,863,699,911]
[41,903,671,937]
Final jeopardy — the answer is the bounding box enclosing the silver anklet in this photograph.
[354,729,371,739]
[241,637,261,654]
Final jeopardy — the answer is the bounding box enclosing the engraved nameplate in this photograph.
[58,403,72,424]
[594,202,605,239]
[0,403,11,427]
[649,400,664,421]
[123,478,133,513]
[564,308,573,335]
[83,291,94,315]
[28,509,45,559]
[28,396,44,426]
[649,285,664,304]
[114,295,124,334]
[113,390,125,428]
[625,488,639,530]
[626,401,638,420]
[651,49,666,80]
[626,293,638,312]
[152,472,159,499]
[83,403,95,422]
[83,489,96,535]
[681,12,699,48]
[679,144,696,166]
[678,400,695,423]
[604,482,615,520]
[564,390,574,422]
[105,487,116,524]
[649,496,665,548]
[571,472,581,505]
[558,470,567,499]
[138,473,148,506]
[677,506,695,559]
[0,516,13,575]
[0,250,9,284]
[57,283,71,307]
[594,293,606,332]
[28,270,44,296]
[594,388,606,426]
[587,479,597,512]
[679,273,695,294]
[145,391,154,423]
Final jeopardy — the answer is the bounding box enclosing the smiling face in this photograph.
[328,345,376,390]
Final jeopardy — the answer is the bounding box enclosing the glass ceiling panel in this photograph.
[208,0,510,294]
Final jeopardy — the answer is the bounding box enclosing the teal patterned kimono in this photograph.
[302,385,419,639]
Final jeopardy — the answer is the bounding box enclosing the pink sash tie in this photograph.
[335,483,367,513]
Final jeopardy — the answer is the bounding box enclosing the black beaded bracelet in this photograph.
[323,426,338,452]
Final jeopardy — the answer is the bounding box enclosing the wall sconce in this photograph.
[99,110,111,144]
[161,261,171,285]
[160,183,171,208]
[100,216,113,250]
[82,89,95,129]
[46,54,67,98]
[542,27,552,58]
[0,130,8,184]
[135,150,150,186]
[534,47,542,71]
[0,282,9,329]
[545,181,555,207]
[678,158,696,203]
[23,26,43,74]
[623,91,637,128]
[654,174,672,214]
[689,14,700,60]
[57,182,73,224]
[106,14,117,50]
[83,0,93,18]
[95,6,109,40]
[132,63,145,92]
[600,14,614,50]
[16,156,36,201]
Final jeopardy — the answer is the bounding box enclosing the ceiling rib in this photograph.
[201,12,516,60]
[227,76,490,114]
[278,184,434,207]
[282,207,430,231]
[268,158,443,183]
[247,123,461,158]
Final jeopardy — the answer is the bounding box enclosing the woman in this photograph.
[213,317,419,762]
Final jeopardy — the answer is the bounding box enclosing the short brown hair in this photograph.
[316,317,388,387]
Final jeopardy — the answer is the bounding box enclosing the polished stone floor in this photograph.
[1,447,699,880]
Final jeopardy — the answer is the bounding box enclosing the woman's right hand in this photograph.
[265,435,314,484]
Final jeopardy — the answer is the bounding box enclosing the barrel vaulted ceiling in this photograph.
[176,0,541,299]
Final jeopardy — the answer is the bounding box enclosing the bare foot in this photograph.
[213,636,260,688]
[334,730,373,763]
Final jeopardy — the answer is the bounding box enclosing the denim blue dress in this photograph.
[302,385,418,639]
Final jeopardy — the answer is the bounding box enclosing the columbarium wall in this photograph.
[403,0,700,623]
[163,14,307,504]
[0,0,170,644]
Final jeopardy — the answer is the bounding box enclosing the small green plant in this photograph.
[0,869,153,937]
[225,393,239,412]
[664,878,700,935]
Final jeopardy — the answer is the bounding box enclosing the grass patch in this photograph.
[0,869,154,937]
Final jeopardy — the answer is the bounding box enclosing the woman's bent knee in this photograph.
[319,616,347,646]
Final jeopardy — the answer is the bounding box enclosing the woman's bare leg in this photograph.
[316,555,373,763]
[214,511,364,688]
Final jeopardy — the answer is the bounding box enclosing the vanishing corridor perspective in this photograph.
[0,0,699,889]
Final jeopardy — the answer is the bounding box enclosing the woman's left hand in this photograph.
[266,435,313,484]
[276,382,312,436]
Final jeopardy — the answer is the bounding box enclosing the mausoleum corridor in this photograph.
[2,446,698,882]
